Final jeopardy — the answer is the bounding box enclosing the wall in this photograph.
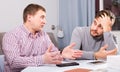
[0,0,59,34]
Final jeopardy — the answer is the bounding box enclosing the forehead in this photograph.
[35,10,46,16]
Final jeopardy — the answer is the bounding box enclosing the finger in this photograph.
[70,56,76,60]
[74,50,82,53]
[101,44,108,50]
[72,55,81,58]
[73,51,83,56]
[51,56,62,64]
[51,60,62,64]
[52,56,59,60]
[50,51,60,57]
[51,52,63,60]
[58,55,63,61]
[46,43,53,53]
[101,14,105,18]
[101,13,108,18]
[68,42,76,49]
[73,53,82,58]
[74,52,83,55]
[74,51,83,56]
[102,14,111,22]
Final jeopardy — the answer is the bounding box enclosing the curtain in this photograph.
[58,0,95,49]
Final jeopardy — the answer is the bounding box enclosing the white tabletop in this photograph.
[22,60,120,72]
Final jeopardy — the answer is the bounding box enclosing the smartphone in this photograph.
[56,62,79,67]
[89,60,105,64]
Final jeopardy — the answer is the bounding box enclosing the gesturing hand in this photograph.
[94,45,108,59]
[43,44,63,64]
[94,44,117,60]
[62,43,83,59]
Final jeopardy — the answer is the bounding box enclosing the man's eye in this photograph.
[40,16,44,19]
[40,15,45,19]
[98,25,101,27]
[98,24,103,29]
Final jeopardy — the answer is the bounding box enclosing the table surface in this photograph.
[22,60,120,72]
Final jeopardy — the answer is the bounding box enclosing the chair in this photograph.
[111,31,120,54]
[0,32,5,55]
[0,55,4,72]
[47,32,58,47]
[0,32,5,72]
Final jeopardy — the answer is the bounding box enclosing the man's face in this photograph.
[28,10,47,31]
[90,18,104,37]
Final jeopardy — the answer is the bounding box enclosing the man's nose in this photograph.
[45,19,47,23]
[93,26,98,30]
[43,18,47,24]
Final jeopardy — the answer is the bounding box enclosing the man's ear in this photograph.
[27,14,32,22]
[111,19,115,26]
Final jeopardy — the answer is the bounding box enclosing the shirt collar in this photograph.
[20,25,42,38]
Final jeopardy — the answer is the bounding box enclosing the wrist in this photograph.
[94,52,98,60]
[42,55,46,64]
[103,27,111,32]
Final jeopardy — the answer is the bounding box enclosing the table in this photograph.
[22,60,120,72]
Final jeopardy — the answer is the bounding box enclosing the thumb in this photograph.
[101,44,108,50]
[46,44,52,52]
[68,42,76,49]
[107,48,117,55]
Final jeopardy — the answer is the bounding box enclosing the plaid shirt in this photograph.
[2,25,58,72]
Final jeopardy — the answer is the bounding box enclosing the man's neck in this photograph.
[24,23,36,35]
[93,35,103,41]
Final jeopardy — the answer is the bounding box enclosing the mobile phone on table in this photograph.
[89,60,105,64]
[56,62,79,67]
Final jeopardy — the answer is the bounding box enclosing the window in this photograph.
[104,0,120,30]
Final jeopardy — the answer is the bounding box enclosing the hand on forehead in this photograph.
[99,13,111,21]
[98,14,112,26]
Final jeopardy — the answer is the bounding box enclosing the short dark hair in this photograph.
[95,10,116,25]
[23,3,46,23]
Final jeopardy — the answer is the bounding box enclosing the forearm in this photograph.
[8,55,44,69]
[108,48,118,55]
[103,32,117,50]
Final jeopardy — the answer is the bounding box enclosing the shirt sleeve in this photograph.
[2,33,43,69]
[70,27,82,50]
[103,32,118,50]
[70,27,96,60]
[103,32,118,55]
[79,32,118,60]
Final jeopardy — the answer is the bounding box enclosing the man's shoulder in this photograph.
[75,26,89,30]
[4,25,23,37]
